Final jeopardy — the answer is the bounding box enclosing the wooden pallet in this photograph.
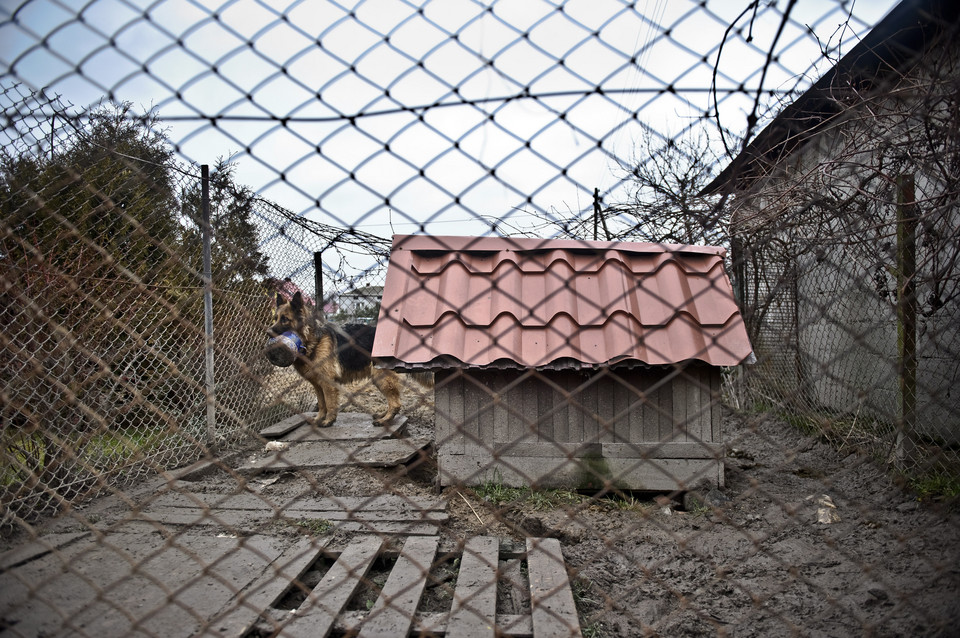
[231,535,582,637]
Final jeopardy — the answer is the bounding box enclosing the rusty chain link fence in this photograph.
[2,0,959,636]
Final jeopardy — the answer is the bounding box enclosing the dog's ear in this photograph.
[291,291,304,312]
[276,293,285,308]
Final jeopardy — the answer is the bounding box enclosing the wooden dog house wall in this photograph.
[434,364,723,491]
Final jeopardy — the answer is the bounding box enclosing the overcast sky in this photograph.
[1,0,897,244]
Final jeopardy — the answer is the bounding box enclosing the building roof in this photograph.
[701,0,960,196]
[372,235,753,371]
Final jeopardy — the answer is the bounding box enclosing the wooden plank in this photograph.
[447,536,499,638]
[658,373,674,442]
[465,374,485,449]
[677,369,693,442]
[610,372,630,444]
[259,414,311,439]
[358,535,439,638]
[440,453,722,491]
[281,535,383,638]
[338,611,533,636]
[688,368,702,443]
[280,415,407,442]
[0,533,88,572]
[146,509,446,525]
[601,442,723,460]
[144,492,446,513]
[596,371,615,443]
[460,441,719,459]
[492,375,508,446]
[631,376,649,444]
[129,510,441,535]
[516,373,537,445]
[568,373,584,445]
[709,370,721,443]
[526,537,581,637]
[437,371,464,454]
[580,374,599,443]
[205,536,325,637]
[279,510,447,523]
[537,373,555,444]
[0,532,294,638]
[353,437,431,467]
[551,371,573,443]
[237,438,430,474]
[698,368,711,444]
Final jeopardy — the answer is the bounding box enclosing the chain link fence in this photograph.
[2,1,959,637]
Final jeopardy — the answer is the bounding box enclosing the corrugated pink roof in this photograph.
[372,235,753,370]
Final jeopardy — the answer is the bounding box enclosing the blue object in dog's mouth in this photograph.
[266,331,306,367]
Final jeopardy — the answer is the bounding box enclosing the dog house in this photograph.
[373,235,754,491]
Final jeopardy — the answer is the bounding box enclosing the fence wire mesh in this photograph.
[1,1,959,637]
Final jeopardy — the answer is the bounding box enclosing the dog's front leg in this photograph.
[317,381,339,427]
[304,377,329,426]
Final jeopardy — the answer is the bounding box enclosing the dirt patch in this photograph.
[335,383,959,636]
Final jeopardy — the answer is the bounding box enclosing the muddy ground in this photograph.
[12,377,960,637]
[323,379,960,637]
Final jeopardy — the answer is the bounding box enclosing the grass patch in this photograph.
[473,475,527,507]
[81,428,186,470]
[601,491,654,514]
[1,432,46,487]
[908,468,960,503]
[571,577,610,638]
[286,518,334,536]
[473,473,585,510]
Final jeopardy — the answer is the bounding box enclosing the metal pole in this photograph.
[314,251,324,317]
[201,164,217,450]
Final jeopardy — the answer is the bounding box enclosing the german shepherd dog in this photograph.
[269,291,405,427]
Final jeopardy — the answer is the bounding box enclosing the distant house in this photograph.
[702,0,960,444]
[336,285,383,320]
[373,235,753,491]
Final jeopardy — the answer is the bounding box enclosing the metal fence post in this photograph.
[314,251,324,317]
[202,164,217,449]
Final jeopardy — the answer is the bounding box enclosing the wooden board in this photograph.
[260,413,408,440]
[280,535,384,638]
[526,537,582,637]
[125,510,442,536]
[0,532,88,572]
[126,492,448,535]
[458,441,724,459]
[281,415,408,442]
[337,612,533,637]
[259,413,312,439]
[144,492,446,513]
[358,536,440,638]
[237,437,430,474]
[440,453,723,490]
[204,536,327,637]
[0,532,305,638]
[447,536,499,638]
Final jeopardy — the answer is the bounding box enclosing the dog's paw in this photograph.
[309,414,336,428]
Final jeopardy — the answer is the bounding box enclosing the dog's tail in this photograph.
[406,371,435,389]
